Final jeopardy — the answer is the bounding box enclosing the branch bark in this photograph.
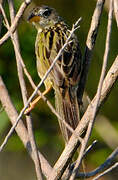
[0,0,32,46]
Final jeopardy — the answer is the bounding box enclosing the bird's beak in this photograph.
[28,13,40,23]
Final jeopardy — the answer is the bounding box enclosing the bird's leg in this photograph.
[24,85,52,115]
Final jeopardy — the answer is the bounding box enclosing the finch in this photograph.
[28,5,82,143]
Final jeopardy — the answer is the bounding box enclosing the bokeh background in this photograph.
[0,0,118,179]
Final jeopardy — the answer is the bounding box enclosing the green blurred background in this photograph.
[0,0,118,179]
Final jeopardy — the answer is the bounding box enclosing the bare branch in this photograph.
[83,146,118,178]
[77,0,105,104]
[83,140,98,158]
[64,147,118,179]
[62,140,98,179]
[114,0,118,27]
[0,0,4,35]
[93,163,118,180]
[0,0,32,46]
[7,1,43,179]
[0,76,52,178]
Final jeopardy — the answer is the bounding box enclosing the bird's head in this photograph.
[28,6,61,31]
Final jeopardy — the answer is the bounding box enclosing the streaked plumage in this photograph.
[28,5,82,142]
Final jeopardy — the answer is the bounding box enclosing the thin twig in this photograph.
[7,1,43,179]
[0,76,52,178]
[93,162,118,180]
[63,140,97,179]
[63,147,118,179]
[0,0,4,36]
[0,18,81,151]
[114,0,118,27]
[70,1,113,179]
[0,0,32,46]
[77,0,105,104]
[83,140,98,158]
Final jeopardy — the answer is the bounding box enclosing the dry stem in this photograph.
[0,0,32,46]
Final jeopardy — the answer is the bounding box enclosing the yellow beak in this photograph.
[28,14,40,23]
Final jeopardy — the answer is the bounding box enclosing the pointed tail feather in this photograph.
[55,88,80,143]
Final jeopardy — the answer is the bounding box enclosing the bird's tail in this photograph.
[55,87,80,143]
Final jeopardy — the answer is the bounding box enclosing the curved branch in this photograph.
[76,147,118,179]
[63,147,118,179]
[93,163,118,180]
[0,0,32,46]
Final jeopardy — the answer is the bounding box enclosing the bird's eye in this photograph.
[43,9,51,17]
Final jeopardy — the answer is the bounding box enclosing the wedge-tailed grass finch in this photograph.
[27,5,82,143]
